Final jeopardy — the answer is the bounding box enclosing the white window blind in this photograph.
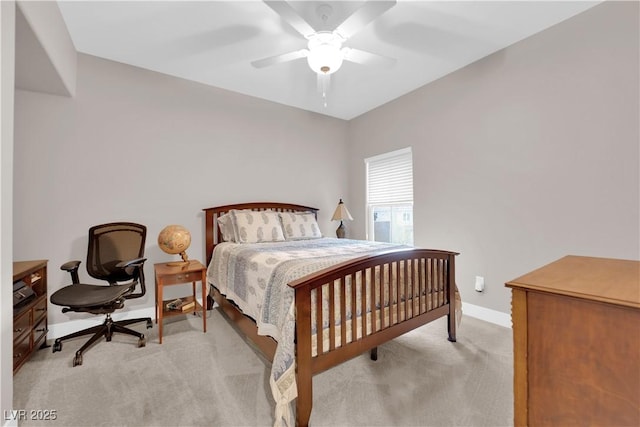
[366,147,413,205]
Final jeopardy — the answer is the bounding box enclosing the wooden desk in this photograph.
[154,260,207,344]
[506,255,640,426]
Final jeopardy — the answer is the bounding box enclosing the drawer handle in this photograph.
[36,328,47,333]
[176,274,190,280]
[14,328,23,333]
[14,353,22,359]
[36,307,46,312]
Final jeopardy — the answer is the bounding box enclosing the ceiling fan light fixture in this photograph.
[307,44,343,74]
[307,32,344,75]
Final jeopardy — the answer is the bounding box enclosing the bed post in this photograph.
[294,287,313,427]
[447,253,457,342]
[204,209,215,265]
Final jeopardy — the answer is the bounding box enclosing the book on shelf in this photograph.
[179,301,195,312]
[165,298,196,312]
[165,298,183,311]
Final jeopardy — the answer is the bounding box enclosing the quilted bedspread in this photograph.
[206,237,403,426]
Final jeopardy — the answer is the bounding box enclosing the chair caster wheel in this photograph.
[52,341,62,353]
[138,336,146,347]
[146,319,153,329]
[73,354,83,366]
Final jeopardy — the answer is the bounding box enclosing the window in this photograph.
[365,147,413,245]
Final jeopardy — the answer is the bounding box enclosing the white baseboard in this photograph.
[47,306,156,340]
[461,302,512,328]
[48,301,510,339]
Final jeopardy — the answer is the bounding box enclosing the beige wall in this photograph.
[13,53,349,325]
[1,0,15,420]
[347,1,639,314]
[15,0,76,96]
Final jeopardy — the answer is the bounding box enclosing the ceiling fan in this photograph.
[252,0,397,104]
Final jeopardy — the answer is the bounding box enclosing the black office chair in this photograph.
[50,222,153,366]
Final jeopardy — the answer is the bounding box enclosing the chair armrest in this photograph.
[116,257,147,275]
[116,257,148,299]
[61,260,81,271]
[116,257,146,268]
[60,260,82,284]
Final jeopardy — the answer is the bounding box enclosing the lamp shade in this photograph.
[331,199,353,221]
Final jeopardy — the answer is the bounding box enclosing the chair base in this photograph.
[52,313,153,366]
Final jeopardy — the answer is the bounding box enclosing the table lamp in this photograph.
[331,199,353,238]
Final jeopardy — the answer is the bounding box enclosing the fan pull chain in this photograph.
[318,73,330,107]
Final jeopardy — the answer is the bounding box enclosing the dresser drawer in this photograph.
[33,296,47,324]
[13,310,30,342]
[33,317,48,348]
[13,334,30,371]
[160,271,200,286]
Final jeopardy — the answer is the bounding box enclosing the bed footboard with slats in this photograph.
[289,248,458,426]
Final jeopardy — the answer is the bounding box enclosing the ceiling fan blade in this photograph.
[251,49,308,68]
[334,0,397,40]
[343,48,396,68]
[264,1,317,39]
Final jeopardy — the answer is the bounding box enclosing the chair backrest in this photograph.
[87,222,146,284]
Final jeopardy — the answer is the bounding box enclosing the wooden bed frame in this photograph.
[204,202,458,426]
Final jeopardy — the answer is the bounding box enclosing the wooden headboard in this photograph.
[202,202,319,265]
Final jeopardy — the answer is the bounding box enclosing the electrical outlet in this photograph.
[475,276,485,292]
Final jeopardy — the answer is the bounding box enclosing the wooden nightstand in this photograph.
[154,260,207,344]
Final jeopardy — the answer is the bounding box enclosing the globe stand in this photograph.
[165,251,194,267]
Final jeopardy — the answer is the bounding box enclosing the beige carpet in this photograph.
[13,309,513,426]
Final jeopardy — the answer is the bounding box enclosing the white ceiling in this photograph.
[57,1,600,120]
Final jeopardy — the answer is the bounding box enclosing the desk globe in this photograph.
[158,225,192,266]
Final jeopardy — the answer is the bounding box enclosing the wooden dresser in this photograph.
[506,255,640,427]
[13,260,48,374]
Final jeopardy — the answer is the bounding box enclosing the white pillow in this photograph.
[217,213,236,242]
[230,210,286,243]
[279,212,322,240]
